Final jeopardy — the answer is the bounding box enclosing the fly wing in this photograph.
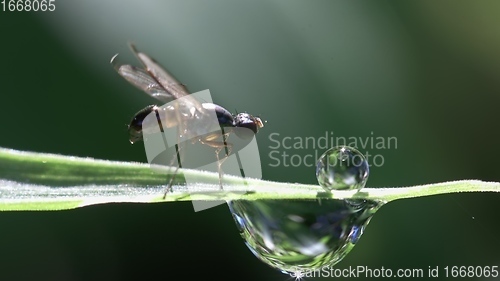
[111,54,174,103]
[113,45,224,186]
[128,44,206,114]
[111,45,210,134]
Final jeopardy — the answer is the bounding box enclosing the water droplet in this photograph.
[316,146,369,191]
[228,199,383,275]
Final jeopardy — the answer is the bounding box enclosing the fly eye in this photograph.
[234,113,261,139]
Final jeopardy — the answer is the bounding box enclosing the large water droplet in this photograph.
[316,146,369,191]
[228,199,383,275]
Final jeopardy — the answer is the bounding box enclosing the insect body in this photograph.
[111,44,263,193]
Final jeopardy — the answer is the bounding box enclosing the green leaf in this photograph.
[0,147,499,211]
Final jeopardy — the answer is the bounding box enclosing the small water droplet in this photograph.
[228,199,383,274]
[316,146,369,191]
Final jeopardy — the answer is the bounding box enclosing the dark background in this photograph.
[1,1,499,280]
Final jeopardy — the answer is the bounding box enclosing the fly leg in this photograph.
[214,142,233,190]
[202,133,233,191]
[153,107,184,199]
[163,143,182,199]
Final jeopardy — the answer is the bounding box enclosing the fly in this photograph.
[111,44,264,195]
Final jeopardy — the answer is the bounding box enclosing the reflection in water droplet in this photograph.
[228,199,384,275]
[316,146,369,191]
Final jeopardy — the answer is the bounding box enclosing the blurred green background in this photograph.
[1,0,499,280]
